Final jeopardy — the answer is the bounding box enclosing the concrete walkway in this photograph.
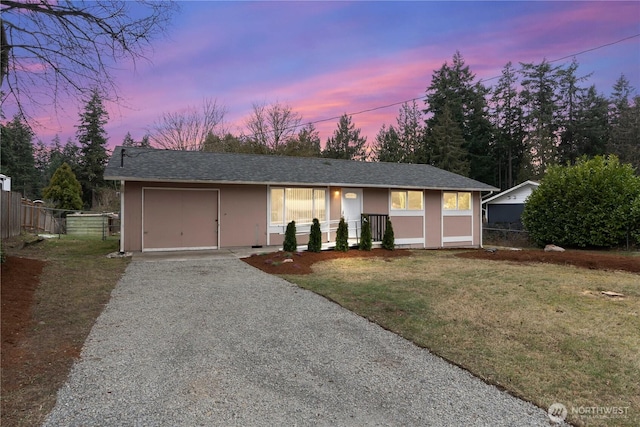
[43,257,560,426]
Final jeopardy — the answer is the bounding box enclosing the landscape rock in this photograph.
[544,244,565,252]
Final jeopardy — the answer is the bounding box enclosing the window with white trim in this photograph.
[443,192,471,211]
[270,188,326,225]
[391,190,423,210]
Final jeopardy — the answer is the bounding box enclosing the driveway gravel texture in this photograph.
[43,258,562,426]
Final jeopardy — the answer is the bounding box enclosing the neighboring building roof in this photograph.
[482,180,539,205]
[104,147,498,191]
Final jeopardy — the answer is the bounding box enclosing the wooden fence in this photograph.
[22,199,63,234]
[1,191,22,239]
[1,192,63,238]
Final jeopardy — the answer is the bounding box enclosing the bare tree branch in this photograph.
[1,0,178,124]
[244,101,302,152]
[149,98,227,151]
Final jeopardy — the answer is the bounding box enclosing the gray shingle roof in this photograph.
[104,147,498,191]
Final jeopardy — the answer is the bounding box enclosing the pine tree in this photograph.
[359,217,372,251]
[323,114,368,161]
[76,88,109,208]
[423,52,494,181]
[283,221,297,252]
[335,217,349,251]
[372,125,402,162]
[0,115,39,198]
[382,217,395,250]
[308,218,322,252]
[607,76,639,171]
[490,62,525,189]
[42,163,83,210]
[518,60,562,180]
[396,100,424,163]
[427,104,470,176]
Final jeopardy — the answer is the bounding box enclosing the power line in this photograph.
[300,32,640,123]
[145,32,639,150]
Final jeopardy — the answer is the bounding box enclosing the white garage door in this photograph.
[142,188,219,251]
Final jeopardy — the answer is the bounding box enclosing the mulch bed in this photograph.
[242,248,412,275]
[456,249,640,274]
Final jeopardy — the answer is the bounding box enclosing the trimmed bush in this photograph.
[283,220,297,252]
[359,216,372,251]
[382,217,395,250]
[308,218,322,252]
[522,155,640,248]
[335,217,349,252]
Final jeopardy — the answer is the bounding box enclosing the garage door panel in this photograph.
[143,189,218,251]
[181,190,218,248]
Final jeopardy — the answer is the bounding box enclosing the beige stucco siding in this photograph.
[443,216,472,237]
[389,216,423,239]
[424,190,442,248]
[219,185,267,247]
[362,188,388,214]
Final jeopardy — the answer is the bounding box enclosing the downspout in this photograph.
[119,180,125,254]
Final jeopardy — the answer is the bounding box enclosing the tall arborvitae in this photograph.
[283,221,297,252]
[335,217,349,252]
[308,218,322,252]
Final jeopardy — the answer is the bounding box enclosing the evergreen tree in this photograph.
[607,76,639,171]
[396,100,424,163]
[308,218,322,252]
[283,221,297,252]
[372,125,402,162]
[490,62,525,189]
[608,96,640,172]
[0,115,39,198]
[33,136,81,192]
[122,132,152,148]
[427,104,470,176]
[423,52,494,181]
[518,60,562,180]
[359,217,372,251]
[382,217,395,250]
[559,85,609,164]
[76,88,109,208]
[335,217,349,251]
[280,123,322,157]
[42,162,83,210]
[323,114,368,161]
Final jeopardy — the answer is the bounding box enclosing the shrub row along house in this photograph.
[104,147,498,252]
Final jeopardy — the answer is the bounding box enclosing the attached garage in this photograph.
[106,147,498,253]
[142,188,219,251]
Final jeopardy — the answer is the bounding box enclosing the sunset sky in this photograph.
[16,1,640,149]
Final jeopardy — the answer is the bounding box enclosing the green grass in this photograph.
[282,250,640,427]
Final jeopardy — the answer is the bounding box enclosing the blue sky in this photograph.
[19,1,640,149]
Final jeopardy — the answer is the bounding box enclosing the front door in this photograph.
[341,188,363,239]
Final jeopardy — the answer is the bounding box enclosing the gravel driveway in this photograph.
[43,256,559,426]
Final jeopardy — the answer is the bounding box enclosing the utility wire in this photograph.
[254,33,640,137]
[140,33,639,152]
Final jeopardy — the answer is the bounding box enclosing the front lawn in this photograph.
[280,250,639,427]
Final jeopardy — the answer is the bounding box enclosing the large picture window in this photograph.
[443,192,471,211]
[270,188,326,225]
[391,190,423,211]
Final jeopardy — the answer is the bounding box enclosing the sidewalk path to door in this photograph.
[43,257,561,426]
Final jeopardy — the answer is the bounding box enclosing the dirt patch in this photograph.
[456,249,640,274]
[242,248,412,274]
[1,257,46,369]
